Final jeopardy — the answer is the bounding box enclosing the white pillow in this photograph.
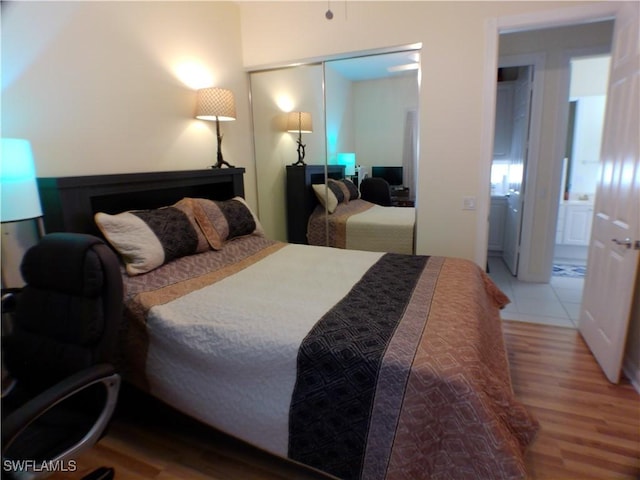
[312,184,339,213]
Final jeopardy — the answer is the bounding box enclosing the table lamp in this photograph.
[196,87,236,168]
[1,138,43,287]
[287,111,312,166]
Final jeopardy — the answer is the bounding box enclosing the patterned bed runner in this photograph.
[288,253,433,479]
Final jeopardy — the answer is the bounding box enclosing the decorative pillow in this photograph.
[312,182,345,214]
[328,178,351,204]
[341,178,360,200]
[327,180,345,204]
[189,196,264,250]
[95,200,209,275]
[172,198,210,252]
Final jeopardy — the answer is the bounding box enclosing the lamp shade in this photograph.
[287,111,313,133]
[1,138,42,222]
[195,87,236,121]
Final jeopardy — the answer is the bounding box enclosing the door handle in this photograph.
[611,238,632,248]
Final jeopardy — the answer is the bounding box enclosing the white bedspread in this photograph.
[144,244,383,456]
[345,205,415,254]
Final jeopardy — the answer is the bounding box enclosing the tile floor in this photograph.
[487,256,585,328]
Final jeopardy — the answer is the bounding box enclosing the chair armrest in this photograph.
[2,363,120,454]
[1,290,20,312]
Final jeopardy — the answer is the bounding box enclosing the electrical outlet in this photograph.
[463,196,476,210]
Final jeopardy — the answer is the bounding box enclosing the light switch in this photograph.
[463,196,476,210]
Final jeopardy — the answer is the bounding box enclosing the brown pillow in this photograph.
[190,196,264,250]
[328,178,351,204]
[341,178,360,200]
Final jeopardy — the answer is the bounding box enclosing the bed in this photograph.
[286,165,415,253]
[307,199,415,254]
[38,168,538,480]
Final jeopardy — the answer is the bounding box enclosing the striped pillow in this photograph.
[341,178,360,200]
[328,178,351,204]
[189,197,264,250]
[95,199,208,275]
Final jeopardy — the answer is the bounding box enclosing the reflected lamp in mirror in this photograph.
[287,111,312,166]
[195,87,236,168]
[1,138,43,288]
[337,153,356,177]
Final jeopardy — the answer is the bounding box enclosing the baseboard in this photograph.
[622,354,640,394]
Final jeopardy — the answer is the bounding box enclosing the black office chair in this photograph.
[2,233,123,480]
[360,177,393,206]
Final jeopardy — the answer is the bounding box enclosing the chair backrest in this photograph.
[4,233,123,394]
[360,177,392,206]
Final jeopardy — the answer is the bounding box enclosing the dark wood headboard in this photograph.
[285,164,345,244]
[38,168,245,235]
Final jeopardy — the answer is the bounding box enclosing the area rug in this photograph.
[552,264,586,278]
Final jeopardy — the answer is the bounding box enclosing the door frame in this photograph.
[477,2,620,269]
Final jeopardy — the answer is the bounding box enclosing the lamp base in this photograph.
[291,138,306,166]
[211,126,234,168]
[211,159,235,169]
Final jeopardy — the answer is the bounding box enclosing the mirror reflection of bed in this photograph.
[286,164,416,254]
[35,168,538,480]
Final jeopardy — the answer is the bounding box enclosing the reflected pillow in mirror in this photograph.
[328,179,351,204]
[340,178,360,201]
[312,183,344,213]
[190,196,264,250]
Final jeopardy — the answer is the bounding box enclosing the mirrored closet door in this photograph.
[324,51,420,200]
[250,63,325,243]
[249,47,420,247]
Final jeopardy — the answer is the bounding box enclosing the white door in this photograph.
[579,2,640,384]
[502,66,533,275]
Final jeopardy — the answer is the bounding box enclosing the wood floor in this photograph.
[50,321,639,480]
[504,321,639,479]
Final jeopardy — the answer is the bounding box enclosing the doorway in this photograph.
[554,54,611,270]
[487,23,614,328]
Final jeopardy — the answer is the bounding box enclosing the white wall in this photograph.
[325,65,355,162]
[239,0,613,262]
[353,75,418,169]
[569,56,610,196]
[2,1,257,209]
[571,55,611,96]
[570,95,606,195]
